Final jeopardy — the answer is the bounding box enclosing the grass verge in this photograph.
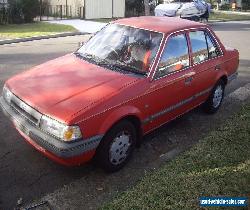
[210,12,250,21]
[90,18,117,23]
[0,22,77,40]
[102,103,250,210]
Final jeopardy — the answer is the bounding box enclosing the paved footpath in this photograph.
[0,19,106,45]
[46,19,107,33]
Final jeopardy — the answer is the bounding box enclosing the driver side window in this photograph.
[155,33,190,79]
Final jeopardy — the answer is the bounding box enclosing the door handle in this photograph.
[215,64,221,71]
[183,71,195,85]
[185,76,193,85]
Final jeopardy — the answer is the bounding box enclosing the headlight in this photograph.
[2,85,13,104]
[40,115,82,142]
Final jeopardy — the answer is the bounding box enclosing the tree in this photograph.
[126,0,144,16]
[242,0,250,10]
[21,0,39,22]
[144,0,150,15]
[8,0,23,24]
[7,0,39,23]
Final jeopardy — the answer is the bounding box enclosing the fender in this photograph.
[215,71,228,86]
[98,105,143,135]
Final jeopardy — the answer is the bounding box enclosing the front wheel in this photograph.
[203,80,225,114]
[95,120,136,172]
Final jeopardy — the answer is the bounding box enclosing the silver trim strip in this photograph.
[144,100,205,135]
[143,87,212,124]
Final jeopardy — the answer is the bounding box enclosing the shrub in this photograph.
[8,0,23,24]
[242,0,250,10]
[21,0,39,22]
[7,0,39,23]
[220,4,231,10]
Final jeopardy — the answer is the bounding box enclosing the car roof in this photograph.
[113,16,207,34]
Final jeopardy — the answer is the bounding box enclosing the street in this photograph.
[0,21,250,210]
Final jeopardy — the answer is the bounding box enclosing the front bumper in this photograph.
[0,96,103,165]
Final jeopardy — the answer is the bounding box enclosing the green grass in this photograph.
[210,12,250,21]
[0,22,77,40]
[102,103,250,210]
[90,18,118,23]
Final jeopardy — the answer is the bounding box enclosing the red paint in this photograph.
[5,17,239,166]
[17,127,95,166]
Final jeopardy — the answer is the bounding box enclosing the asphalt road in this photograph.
[0,21,250,210]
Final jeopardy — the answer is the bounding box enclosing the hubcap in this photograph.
[213,85,223,108]
[109,131,131,165]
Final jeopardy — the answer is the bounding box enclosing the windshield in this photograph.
[77,24,163,75]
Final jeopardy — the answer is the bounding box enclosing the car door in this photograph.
[143,32,196,132]
[188,29,223,102]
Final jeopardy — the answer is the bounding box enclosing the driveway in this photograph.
[46,19,107,33]
[0,21,249,210]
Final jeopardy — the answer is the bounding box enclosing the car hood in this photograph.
[7,54,139,122]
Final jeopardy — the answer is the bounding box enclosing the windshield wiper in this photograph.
[111,61,147,76]
[74,52,146,76]
[74,52,99,63]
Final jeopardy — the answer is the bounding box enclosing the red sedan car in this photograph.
[0,17,239,172]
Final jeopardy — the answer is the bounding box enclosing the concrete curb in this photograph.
[213,10,250,16]
[0,31,89,45]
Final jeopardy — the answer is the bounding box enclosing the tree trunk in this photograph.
[144,0,150,16]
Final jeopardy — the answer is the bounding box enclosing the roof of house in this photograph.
[114,16,207,34]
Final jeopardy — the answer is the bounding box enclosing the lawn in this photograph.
[91,18,117,23]
[0,22,77,40]
[102,103,250,210]
[210,12,250,21]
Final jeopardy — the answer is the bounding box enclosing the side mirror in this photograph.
[78,41,85,48]
[77,34,93,49]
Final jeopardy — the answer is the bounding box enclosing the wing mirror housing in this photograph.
[78,41,85,48]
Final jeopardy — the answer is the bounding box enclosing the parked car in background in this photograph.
[155,0,211,21]
[0,17,239,172]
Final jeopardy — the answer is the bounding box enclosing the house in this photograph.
[47,0,125,19]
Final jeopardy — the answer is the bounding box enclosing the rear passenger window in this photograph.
[155,34,189,78]
[206,32,222,58]
[189,31,208,64]
[190,30,222,64]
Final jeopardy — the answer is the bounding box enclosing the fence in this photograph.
[0,3,82,24]
[0,2,8,24]
[39,5,74,21]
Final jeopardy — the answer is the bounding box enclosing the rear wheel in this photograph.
[203,80,225,114]
[95,120,136,172]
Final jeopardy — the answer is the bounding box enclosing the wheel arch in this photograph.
[98,106,143,146]
[220,74,228,85]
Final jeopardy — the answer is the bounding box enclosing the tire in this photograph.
[203,80,225,114]
[95,120,136,172]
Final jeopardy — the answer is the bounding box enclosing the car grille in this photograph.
[8,94,42,126]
